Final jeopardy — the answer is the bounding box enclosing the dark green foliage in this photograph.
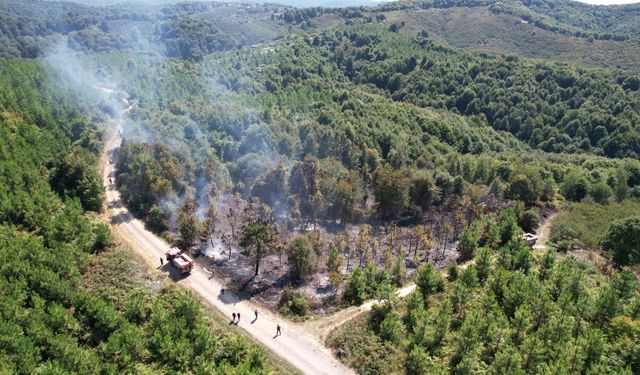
[458,225,479,262]
[279,286,309,317]
[343,267,367,306]
[518,208,540,233]
[0,1,282,58]
[98,27,640,227]
[590,181,613,204]
[475,247,492,285]
[378,312,405,345]
[288,235,318,281]
[391,255,407,287]
[561,171,591,202]
[602,216,640,266]
[612,270,637,300]
[328,24,640,158]
[491,0,640,41]
[239,219,278,276]
[499,208,520,246]
[373,164,408,219]
[406,345,432,375]
[415,263,444,304]
[342,265,393,306]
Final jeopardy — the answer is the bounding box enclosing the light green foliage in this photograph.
[0,59,270,374]
[553,199,640,249]
[330,243,640,374]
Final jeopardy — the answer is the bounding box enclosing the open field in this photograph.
[552,199,640,249]
[385,7,640,71]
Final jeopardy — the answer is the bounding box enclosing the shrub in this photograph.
[601,216,640,266]
[279,286,308,317]
[518,208,540,233]
[288,235,318,281]
[343,267,367,306]
[590,182,613,204]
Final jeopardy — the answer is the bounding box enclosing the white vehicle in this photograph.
[522,233,538,247]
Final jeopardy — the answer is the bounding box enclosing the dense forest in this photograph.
[0,60,271,373]
[88,26,640,236]
[492,0,640,41]
[328,212,640,374]
[3,0,640,374]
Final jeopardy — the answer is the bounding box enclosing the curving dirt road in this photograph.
[101,112,353,375]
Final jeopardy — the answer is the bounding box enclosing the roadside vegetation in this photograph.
[0,60,272,374]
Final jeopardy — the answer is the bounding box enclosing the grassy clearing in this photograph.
[386,7,640,71]
[552,199,640,249]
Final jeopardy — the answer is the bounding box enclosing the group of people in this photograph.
[230,310,258,324]
[230,310,282,336]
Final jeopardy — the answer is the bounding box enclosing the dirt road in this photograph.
[102,123,353,375]
[533,212,557,251]
[303,283,416,342]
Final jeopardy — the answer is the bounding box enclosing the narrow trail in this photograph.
[100,99,353,375]
[533,212,557,251]
[303,283,416,343]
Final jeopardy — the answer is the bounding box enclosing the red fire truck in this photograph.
[166,247,194,274]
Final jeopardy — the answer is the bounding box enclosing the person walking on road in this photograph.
[254,309,258,320]
[232,312,236,322]
[236,312,240,323]
[160,257,163,266]
[276,324,281,336]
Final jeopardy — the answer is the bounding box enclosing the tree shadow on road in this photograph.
[111,211,132,224]
[158,263,190,282]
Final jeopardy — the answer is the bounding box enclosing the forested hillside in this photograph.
[80,25,640,236]
[492,0,640,41]
[328,223,640,374]
[0,0,286,58]
[0,60,271,373]
[328,25,640,157]
[3,0,640,374]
